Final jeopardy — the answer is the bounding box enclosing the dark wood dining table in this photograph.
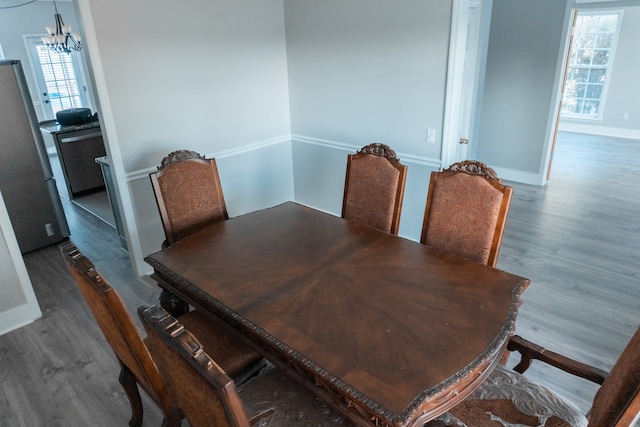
[145,202,529,427]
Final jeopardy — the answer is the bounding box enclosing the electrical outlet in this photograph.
[45,223,54,236]
[622,112,629,120]
[426,128,436,144]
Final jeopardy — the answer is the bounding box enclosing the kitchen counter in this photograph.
[39,118,101,135]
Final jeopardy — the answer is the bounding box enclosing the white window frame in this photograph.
[23,35,90,120]
[561,10,623,121]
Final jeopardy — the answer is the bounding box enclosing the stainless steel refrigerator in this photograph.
[0,60,70,253]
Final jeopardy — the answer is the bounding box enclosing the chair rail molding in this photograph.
[126,134,292,182]
[292,134,442,169]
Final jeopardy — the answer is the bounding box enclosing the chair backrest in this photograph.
[588,325,640,426]
[139,305,251,427]
[420,160,513,267]
[341,143,408,235]
[150,150,228,246]
[59,242,180,423]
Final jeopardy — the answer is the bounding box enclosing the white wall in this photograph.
[0,191,42,335]
[78,0,293,273]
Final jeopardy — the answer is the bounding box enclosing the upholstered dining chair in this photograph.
[139,305,353,427]
[149,149,230,315]
[420,160,513,267]
[150,149,228,247]
[429,328,640,427]
[342,143,408,235]
[60,242,264,427]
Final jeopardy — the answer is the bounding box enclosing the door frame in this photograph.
[539,2,579,185]
[441,0,490,168]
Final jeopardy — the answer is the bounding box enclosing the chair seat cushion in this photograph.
[171,310,265,384]
[239,362,353,426]
[442,365,588,427]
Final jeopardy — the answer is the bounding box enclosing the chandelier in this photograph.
[41,0,82,54]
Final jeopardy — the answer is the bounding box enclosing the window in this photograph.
[561,11,622,120]
[26,36,89,119]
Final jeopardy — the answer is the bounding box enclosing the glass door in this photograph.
[25,36,89,120]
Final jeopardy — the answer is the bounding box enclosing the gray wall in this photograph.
[86,0,292,172]
[285,0,451,239]
[284,0,451,157]
[3,1,639,274]
[78,0,294,273]
[78,0,453,270]
[477,0,569,181]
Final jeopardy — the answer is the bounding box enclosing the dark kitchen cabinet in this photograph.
[40,121,106,199]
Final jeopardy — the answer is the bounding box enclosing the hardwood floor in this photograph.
[0,199,166,426]
[71,189,116,229]
[498,131,640,415]
[0,131,638,425]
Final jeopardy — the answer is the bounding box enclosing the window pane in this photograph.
[576,34,596,50]
[573,68,589,82]
[584,100,599,116]
[586,84,602,99]
[595,33,613,49]
[592,50,610,65]
[599,15,617,32]
[576,49,593,65]
[588,69,606,83]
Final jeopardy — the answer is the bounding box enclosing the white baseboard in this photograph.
[492,166,544,186]
[558,122,640,140]
[0,305,42,336]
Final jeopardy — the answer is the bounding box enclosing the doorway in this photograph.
[24,34,119,244]
[547,6,626,180]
